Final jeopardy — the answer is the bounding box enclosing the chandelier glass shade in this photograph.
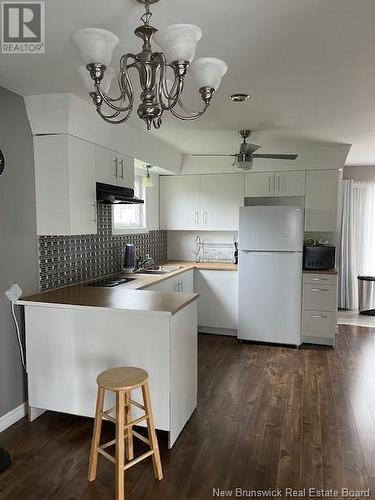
[71,0,227,130]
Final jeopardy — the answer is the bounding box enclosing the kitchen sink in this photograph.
[133,265,183,275]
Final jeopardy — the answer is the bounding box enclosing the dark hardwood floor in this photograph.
[1,325,375,499]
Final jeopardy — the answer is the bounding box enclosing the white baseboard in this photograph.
[0,402,27,433]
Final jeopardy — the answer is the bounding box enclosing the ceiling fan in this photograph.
[192,130,298,170]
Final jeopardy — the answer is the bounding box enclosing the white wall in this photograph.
[344,165,375,181]
[145,173,160,231]
[0,87,39,417]
[24,93,183,174]
[168,231,237,262]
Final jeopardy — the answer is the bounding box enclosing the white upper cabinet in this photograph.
[160,175,201,231]
[305,170,342,231]
[34,134,97,235]
[160,174,243,231]
[245,171,305,197]
[245,172,274,197]
[95,145,134,189]
[200,174,244,231]
[275,171,306,196]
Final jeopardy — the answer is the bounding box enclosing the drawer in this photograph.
[302,310,337,344]
[303,273,337,285]
[303,283,337,312]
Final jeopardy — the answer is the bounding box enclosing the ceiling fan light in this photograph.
[72,28,119,66]
[190,57,228,90]
[235,155,253,171]
[153,24,202,63]
[78,65,115,94]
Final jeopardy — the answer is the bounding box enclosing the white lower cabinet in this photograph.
[146,270,194,293]
[197,270,238,334]
[302,273,338,346]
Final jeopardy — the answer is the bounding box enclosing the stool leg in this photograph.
[125,392,134,460]
[142,381,163,480]
[88,386,105,482]
[116,391,126,500]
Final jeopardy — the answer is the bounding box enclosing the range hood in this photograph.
[96,183,144,205]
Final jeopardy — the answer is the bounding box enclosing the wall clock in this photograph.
[0,150,4,176]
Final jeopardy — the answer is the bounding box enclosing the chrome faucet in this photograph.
[136,254,155,271]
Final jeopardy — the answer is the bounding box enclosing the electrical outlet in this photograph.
[5,283,23,302]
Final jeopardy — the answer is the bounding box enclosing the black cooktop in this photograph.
[86,276,136,288]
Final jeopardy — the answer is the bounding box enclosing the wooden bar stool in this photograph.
[88,367,163,500]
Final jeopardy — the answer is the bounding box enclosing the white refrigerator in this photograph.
[238,206,304,346]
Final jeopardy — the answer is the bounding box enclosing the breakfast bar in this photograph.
[18,274,199,448]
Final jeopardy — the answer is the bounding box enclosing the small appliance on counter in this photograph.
[303,245,335,271]
[123,243,136,272]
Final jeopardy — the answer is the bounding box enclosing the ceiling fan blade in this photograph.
[242,143,261,154]
[191,154,237,158]
[252,154,298,160]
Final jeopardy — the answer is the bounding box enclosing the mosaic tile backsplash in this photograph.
[39,205,167,291]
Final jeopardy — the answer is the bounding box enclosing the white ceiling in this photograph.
[1,0,375,164]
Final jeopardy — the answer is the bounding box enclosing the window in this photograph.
[113,175,146,232]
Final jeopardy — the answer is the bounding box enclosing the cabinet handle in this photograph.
[309,314,328,319]
[310,288,329,292]
[204,211,208,225]
[277,175,280,192]
[179,282,183,292]
[114,158,118,178]
[268,176,271,192]
[119,159,124,180]
[195,210,199,225]
[311,277,329,282]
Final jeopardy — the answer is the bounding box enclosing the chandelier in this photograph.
[72,0,228,130]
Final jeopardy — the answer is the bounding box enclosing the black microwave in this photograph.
[303,245,336,270]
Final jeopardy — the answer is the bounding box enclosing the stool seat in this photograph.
[97,367,148,391]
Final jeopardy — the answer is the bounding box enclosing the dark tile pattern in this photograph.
[38,205,167,291]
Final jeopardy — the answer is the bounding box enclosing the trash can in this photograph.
[358,275,375,315]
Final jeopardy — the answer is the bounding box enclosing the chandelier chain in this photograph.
[141,1,152,26]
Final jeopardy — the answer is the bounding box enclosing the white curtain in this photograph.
[339,180,375,309]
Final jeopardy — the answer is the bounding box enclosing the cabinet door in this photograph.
[116,153,134,189]
[305,170,342,231]
[245,172,275,197]
[200,174,244,231]
[197,270,238,330]
[275,171,305,196]
[146,277,175,292]
[68,136,97,235]
[95,145,118,185]
[176,270,194,293]
[95,146,134,188]
[160,175,200,230]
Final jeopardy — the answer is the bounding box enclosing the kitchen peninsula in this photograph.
[18,265,201,448]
